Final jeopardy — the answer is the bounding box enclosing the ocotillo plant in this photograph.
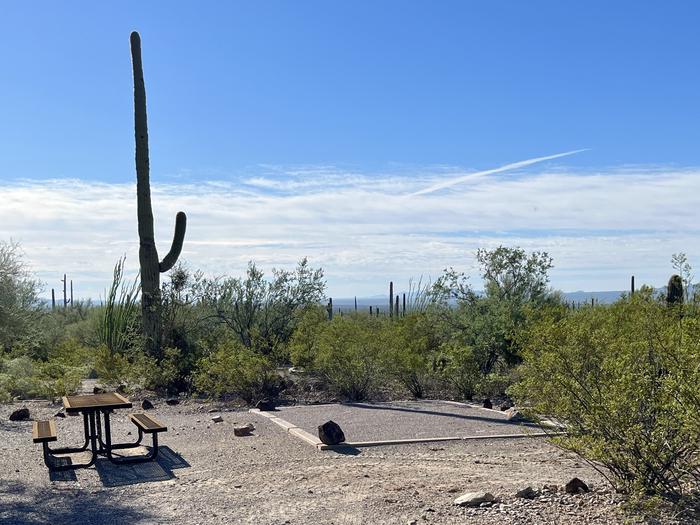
[130,32,187,357]
[667,274,684,306]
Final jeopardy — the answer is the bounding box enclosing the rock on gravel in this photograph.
[93,386,106,394]
[515,486,538,499]
[482,398,493,409]
[141,399,154,410]
[166,398,180,406]
[255,399,276,411]
[211,415,224,423]
[565,477,590,494]
[234,423,255,436]
[9,408,30,421]
[454,491,496,507]
[318,420,345,445]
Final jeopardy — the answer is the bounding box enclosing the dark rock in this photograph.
[233,423,255,436]
[318,420,345,445]
[565,477,589,494]
[93,386,106,394]
[141,399,154,410]
[500,399,514,411]
[54,410,66,418]
[116,384,127,395]
[255,399,275,411]
[165,398,180,406]
[211,415,223,423]
[482,398,493,409]
[515,486,537,499]
[9,408,30,421]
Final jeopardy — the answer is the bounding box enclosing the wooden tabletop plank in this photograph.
[63,392,132,413]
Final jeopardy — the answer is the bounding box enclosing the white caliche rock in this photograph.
[453,491,496,507]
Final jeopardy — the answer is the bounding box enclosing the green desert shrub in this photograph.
[383,313,442,398]
[511,291,700,500]
[438,341,480,400]
[312,314,388,401]
[0,356,45,400]
[289,305,328,369]
[194,338,280,403]
[93,345,135,387]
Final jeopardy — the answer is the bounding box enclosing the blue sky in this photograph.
[1,2,699,298]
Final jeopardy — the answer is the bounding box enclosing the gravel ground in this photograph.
[273,400,540,442]
[0,399,687,525]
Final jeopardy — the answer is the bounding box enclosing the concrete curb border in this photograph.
[249,407,562,451]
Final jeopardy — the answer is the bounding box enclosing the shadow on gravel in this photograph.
[95,446,190,487]
[0,479,154,525]
[326,445,362,456]
[342,402,538,428]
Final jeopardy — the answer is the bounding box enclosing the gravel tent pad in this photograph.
[253,400,544,448]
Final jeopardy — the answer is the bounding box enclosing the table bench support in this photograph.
[102,411,159,464]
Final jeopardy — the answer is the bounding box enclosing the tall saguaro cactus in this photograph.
[130,32,187,357]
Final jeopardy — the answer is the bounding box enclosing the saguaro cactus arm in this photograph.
[159,211,187,272]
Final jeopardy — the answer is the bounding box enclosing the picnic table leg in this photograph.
[43,412,98,471]
[100,410,145,450]
[46,412,91,455]
[103,411,158,464]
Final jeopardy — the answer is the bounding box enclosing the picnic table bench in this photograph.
[32,392,168,471]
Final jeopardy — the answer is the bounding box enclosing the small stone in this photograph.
[515,486,537,499]
[482,398,493,409]
[454,491,496,507]
[233,423,255,436]
[9,408,29,421]
[208,408,218,413]
[318,420,345,445]
[565,478,589,494]
[165,398,180,406]
[211,415,224,423]
[141,399,154,410]
[255,399,276,411]
[93,386,106,394]
[54,410,66,418]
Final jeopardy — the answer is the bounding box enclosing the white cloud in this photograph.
[1,164,699,299]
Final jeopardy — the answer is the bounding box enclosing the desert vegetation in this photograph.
[2,239,700,509]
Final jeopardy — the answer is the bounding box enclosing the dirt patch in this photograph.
[0,399,684,524]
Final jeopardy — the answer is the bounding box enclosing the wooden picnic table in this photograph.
[33,392,167,471]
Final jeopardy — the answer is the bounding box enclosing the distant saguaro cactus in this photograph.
[389,281,394,318]
[667,274,684,306]
[130,32,187,357]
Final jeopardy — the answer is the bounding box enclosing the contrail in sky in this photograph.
[409,149,588,196]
